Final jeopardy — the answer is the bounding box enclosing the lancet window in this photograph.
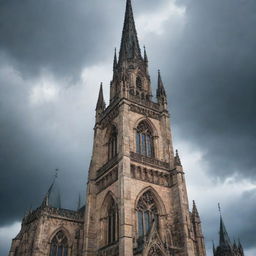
[136,190,158,240]
[136,76,142,90]
[107,197,119,244]
[136,121,154,157]
[49,231,68,256]
[108,126,118,160]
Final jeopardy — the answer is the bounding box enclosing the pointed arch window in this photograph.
[107,197,119,245]
[136,121,154,157]
[136,190,158,240]
[136,76,142,90]
[108,126,118,160]
[49,231,68,256]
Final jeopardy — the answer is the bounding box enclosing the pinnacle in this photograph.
[96,83,106,111]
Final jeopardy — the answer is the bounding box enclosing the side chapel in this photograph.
[9,0,207,255]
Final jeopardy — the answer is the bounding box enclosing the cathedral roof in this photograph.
[118,0,142,64]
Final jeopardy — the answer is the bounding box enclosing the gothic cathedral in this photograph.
[9,1,207,256]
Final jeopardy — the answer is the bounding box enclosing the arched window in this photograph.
[136,77,142,90]
[107,197,119,244]
[136,190,158,240]
[136,121,154,157]
[49,231,68,256]
[108,126,118,160]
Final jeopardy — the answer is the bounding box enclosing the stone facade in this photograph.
[9,0,207,256]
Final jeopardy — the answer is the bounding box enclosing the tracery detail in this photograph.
[136,190,158,240]
[49,231,68,256]
[136,121,154,158]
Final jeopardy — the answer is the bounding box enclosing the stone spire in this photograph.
[143,45,148,64]
[192,200,199,217]
[42,169,61,209]
[96,83,106,111]
[213,241,216,255]
[219,215,232,248]
[157,70,167,107]
[174,149,182,166]
[113,48,117,71]
[157,70,166,98]
[118,0,142,64]
[238,239,244,256]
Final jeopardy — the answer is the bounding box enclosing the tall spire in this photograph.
[119,0,142,63]
[96,83,106,111]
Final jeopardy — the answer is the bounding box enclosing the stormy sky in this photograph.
[0,0,255,255]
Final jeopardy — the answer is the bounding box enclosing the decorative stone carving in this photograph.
[96,167,118,193]
[130,152,170,170]
[130,104,161,120]
[131,164,171,187]
[100,106,119,129]
[97,155,119,178]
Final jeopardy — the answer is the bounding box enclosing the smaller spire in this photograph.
[212,241,216,255]
[42,169,61,209]
[143,45,148,63]
[157,70,167,104]
[113,48,117,70]
[233,239,238,250]
[192,200,199,217]
[174,149,182,166]
[96,83,106,111]
[219,208,231,248]
[238,238,244,255]
[77,193,81,211]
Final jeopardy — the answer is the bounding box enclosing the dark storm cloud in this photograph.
[0,0,123,78]
[0,55,89,226]
[147,0,256,180]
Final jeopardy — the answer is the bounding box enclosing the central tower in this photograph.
[83,1,206,256]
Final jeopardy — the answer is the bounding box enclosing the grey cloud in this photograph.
[144,0,256,180]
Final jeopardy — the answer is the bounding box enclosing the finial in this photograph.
[174,149,181,166]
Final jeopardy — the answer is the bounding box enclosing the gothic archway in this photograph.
[101,192,119,246]
[49,230,68,256]
[136,189,159,247]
